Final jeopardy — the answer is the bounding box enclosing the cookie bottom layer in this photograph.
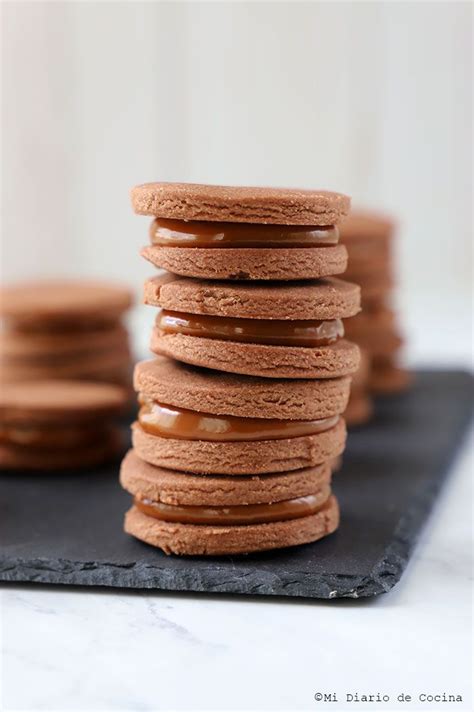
[132,418,346,475]
[141,244,348,281]
[124,495,339,555]
[0,429,124,470]
[120,449,332,506]
[150,331,360,379]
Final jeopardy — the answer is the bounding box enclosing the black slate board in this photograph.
[0,370,472,600]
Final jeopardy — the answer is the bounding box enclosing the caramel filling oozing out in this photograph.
[156,310,344,347]
[138,401,339,441]
[149,218,339,248]
[134,492,329,526]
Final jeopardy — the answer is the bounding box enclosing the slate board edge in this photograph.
[1,369,472,601]
[1,416,470,601]
[0,449,464,602]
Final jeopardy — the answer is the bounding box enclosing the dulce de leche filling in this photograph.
[156,310,344,347]
[138,401,339,441]
[150,218,339,248]
[134,492,329,526]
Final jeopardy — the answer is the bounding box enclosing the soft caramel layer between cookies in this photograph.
[150,218,339,248]
[134,491,330,525]
[156,310,344,347]
[138,401,339,441]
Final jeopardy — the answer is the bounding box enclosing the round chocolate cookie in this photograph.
[150,332,359,380]
[0,280,133,327]
[132,416,346,475]
[135,357,351,420]
[136,185,351,280]
[124,495,339,556]
[131,182,350,225]
[145,275,360,379]
[141,243,348,282]
[145,274,360,319]
[0,380,127,425]
[121,449,332,506]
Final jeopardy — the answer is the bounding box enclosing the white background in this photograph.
[1,3,473,712]
[1,1,472,364]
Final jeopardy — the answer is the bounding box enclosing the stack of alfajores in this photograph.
[0,280,133,388]
[120,183,361,556]
[340,211,411,405]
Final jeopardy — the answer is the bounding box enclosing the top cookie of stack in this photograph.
[134,182,350,281]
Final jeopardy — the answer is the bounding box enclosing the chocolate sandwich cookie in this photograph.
[0,380,127,470]
[121,450,339,555]
[133,182,350,280]
[131,357,348,474]
[145,275,361,379]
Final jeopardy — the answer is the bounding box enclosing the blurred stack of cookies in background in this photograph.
[0,280,133,388]
[0,380,128,470]
[340,212,411,425]
[0,280,134,470]
[343,348,372,427]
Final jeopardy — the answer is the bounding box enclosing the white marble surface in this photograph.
[1,428,472,712]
